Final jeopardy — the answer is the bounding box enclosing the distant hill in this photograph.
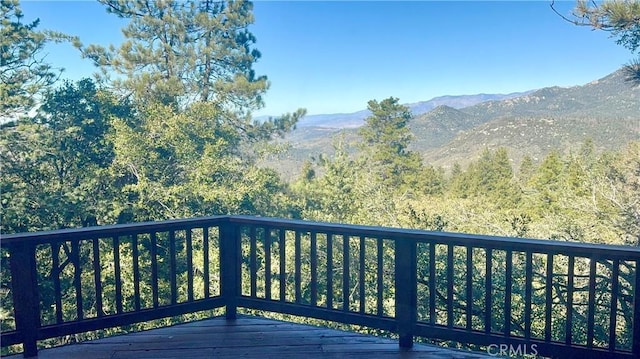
[287,91,531,129]
[294,110,369,129]
[461,70,638,122]
[405,91,531,116]
[419,69,639,169]
[409,105,478,150]
[263,68,639,180]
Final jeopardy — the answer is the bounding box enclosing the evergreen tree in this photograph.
[291,139,362,223]
[0,79,131,232]
[0,0,74,118]
[81,0,302,145]
[529,150,565,214]
[83,1,269,113]
[518,155,536,184]
[358,97,422,190]
[78,0,304,220]
[449,148,519,207]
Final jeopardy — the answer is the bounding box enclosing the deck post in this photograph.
[9,242,40,358]
[395,238,417,349]
[220,218,239,320]
[633,259,640,356]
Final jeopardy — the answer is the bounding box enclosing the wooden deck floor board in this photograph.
[5,316,492,358]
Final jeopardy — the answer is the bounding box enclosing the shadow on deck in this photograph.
[6,316,491,359]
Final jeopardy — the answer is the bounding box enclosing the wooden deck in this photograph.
[7,316,492,358]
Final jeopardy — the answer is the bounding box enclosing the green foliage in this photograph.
[360,97,413,158]
[449,148,520,208]
[1,1,638,354]
[291,139,362,223]
[358,97,423,191]
[594,141,640,245]
[518,155,536,183]
[81,0,268,113]
[67,0,305,223]
[0,0,74,118]
[528,150,565,214]
[107,101,300,221]
[400,203,448,231]
[1,0,305,229]
[0,78,131,232]
[417,165,446,196]
[291,132,639,247]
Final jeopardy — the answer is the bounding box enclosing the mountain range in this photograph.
[263,68,639,180]
[290,91,532,129]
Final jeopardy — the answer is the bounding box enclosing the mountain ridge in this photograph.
[263,91,534,129]
[263,68,639,180]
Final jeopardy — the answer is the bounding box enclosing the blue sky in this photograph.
[21,1,632,116]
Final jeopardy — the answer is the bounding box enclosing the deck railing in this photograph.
[1,215,640,358]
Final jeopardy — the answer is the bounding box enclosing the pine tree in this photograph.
[78,0,304,220]
[82,0,269,114]
[358,97,422,190]
[0,0,73,118]
[0,79,131,232]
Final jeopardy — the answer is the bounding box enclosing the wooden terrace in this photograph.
[5,316,492,358]
[1,215,640,358]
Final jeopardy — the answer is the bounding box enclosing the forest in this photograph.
[1,0,639,356]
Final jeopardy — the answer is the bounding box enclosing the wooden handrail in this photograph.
[1,215,639,358]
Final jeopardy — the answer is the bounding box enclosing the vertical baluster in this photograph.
[586,257,597,347]
[113,237,123,314]
[52,243,63,323]
[150,232,159,308]
[484,248,492,333]
[524,252,533,340]
[359,236,366,314]
[376,237,383,316]
[566,256,575,345]
[504,250,512,337]
[250,226,257,297]
[429,242,436,325]
[202,227,210,298]
[92,238,103,317]
[545,253,554,342]
[132,234,141,311]
[279,229,286,302]
[186,228,194,302]
[310,231,318,306]
[265,227,272,300]
[466,246,473,330]
[233,225,241,311]
[295,231,301,304]
[608,259,619,351]
[169,231,177,304]
[343,234,350,312]
[327,233,333,309]
[72,240,83,320]
[447,245,454,327]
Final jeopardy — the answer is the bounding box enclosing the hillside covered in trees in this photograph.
[267,67,639,178]
[1,0,640,355]
[1,0,638,244]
